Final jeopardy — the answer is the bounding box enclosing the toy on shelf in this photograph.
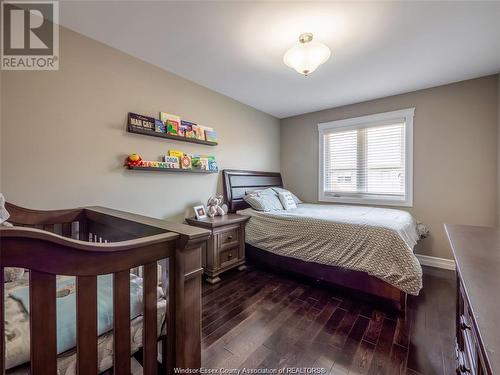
[180,155,192,169]
[208,159,218,171]
[206,195,228,218]
[163,155,180,168]
[125,153,143,168]
[191,154,217,171]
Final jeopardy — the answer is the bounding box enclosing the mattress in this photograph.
[237,203,423,295]
[4,273,166,375]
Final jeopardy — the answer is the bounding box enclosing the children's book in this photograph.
[180,120,196,138]
[168,150,184,159]
[155,119,166,133]
[128,112,155,131]
[192,125,205,140]
[159,112,181,136]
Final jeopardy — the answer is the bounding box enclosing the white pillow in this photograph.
[272,188,302,204]
[278,191,297,210]
[243,189,284,211]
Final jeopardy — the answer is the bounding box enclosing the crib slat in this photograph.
[30,271,57,374]
[78,219,88,241]
[62,222,72,238]
[77,276,98,375]
[113,270,131,375]
[167,257,176,375]
[143,262,158,374]
[1,267,5,375]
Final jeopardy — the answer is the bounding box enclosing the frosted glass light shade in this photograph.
[283,33,331,76]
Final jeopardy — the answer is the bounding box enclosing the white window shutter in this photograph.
[318,108,414,207]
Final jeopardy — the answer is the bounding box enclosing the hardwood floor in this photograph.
[201,266,455,375]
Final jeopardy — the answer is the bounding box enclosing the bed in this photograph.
[1,203,210,375]
[222,169,424,313]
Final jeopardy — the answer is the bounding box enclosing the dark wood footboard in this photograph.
[1,203,210,374]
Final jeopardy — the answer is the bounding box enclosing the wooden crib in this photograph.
[0,203,210,375]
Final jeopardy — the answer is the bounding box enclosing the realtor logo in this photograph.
[1,1,59,70]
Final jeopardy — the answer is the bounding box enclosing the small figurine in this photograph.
[180,155,192,169]
[125,153,142,168]
[207,195,228,218]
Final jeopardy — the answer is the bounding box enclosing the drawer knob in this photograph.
[227,235,233,240]
[228,253,233,258]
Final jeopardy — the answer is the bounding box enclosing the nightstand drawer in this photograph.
[185,214,249,284]
[218,227,239,247]
[219,246,240,268]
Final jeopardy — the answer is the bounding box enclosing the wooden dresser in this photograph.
[445,224,500,375]
[186,214,249,284]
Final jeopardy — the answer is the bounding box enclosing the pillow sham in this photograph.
[278,191,297,210]
[243,188,284,211]
[272,187,302,204]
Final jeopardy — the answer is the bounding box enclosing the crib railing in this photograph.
[0,203,210,375]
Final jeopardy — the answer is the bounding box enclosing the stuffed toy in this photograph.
[125,153,142,167]
[0,193,23,282]
[207,195,228,218]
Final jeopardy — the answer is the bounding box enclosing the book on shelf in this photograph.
[159,112,181,136]
[128,112,155,132]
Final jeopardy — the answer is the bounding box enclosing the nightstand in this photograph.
[186,214,249,284]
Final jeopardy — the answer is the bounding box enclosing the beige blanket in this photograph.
[238,204,423,295]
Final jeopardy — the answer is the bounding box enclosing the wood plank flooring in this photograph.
[201,266,455,375]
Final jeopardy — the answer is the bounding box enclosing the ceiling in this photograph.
[59,1,500,118]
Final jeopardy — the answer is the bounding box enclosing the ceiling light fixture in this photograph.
[283,33,331,76]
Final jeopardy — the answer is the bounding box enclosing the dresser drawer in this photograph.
[219,246,240,268]
[457,279,489,375]
[460,316,477,374]
[217,227,239,247]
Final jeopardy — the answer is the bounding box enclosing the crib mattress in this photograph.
[4,274,167,375]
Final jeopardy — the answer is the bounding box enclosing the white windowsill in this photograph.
[319,194,413,207]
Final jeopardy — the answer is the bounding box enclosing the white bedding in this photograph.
[241,203,420,248]
[4,273,166,375]
[238,203,423,295]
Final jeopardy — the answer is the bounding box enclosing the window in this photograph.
[318,108,414,207]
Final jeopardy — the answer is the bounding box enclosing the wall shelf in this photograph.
[127,126,218,146]
[127,166,218,174]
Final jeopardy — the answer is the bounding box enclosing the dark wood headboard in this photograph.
[222,170,283,213]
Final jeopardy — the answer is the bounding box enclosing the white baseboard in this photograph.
[416,254,455,270]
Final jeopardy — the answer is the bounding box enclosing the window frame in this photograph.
[318,108,414,207]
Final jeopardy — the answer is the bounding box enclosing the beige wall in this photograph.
[0,27,280,221]
[281,76,499,259]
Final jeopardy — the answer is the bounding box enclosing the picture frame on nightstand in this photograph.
[193,205,207,220]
